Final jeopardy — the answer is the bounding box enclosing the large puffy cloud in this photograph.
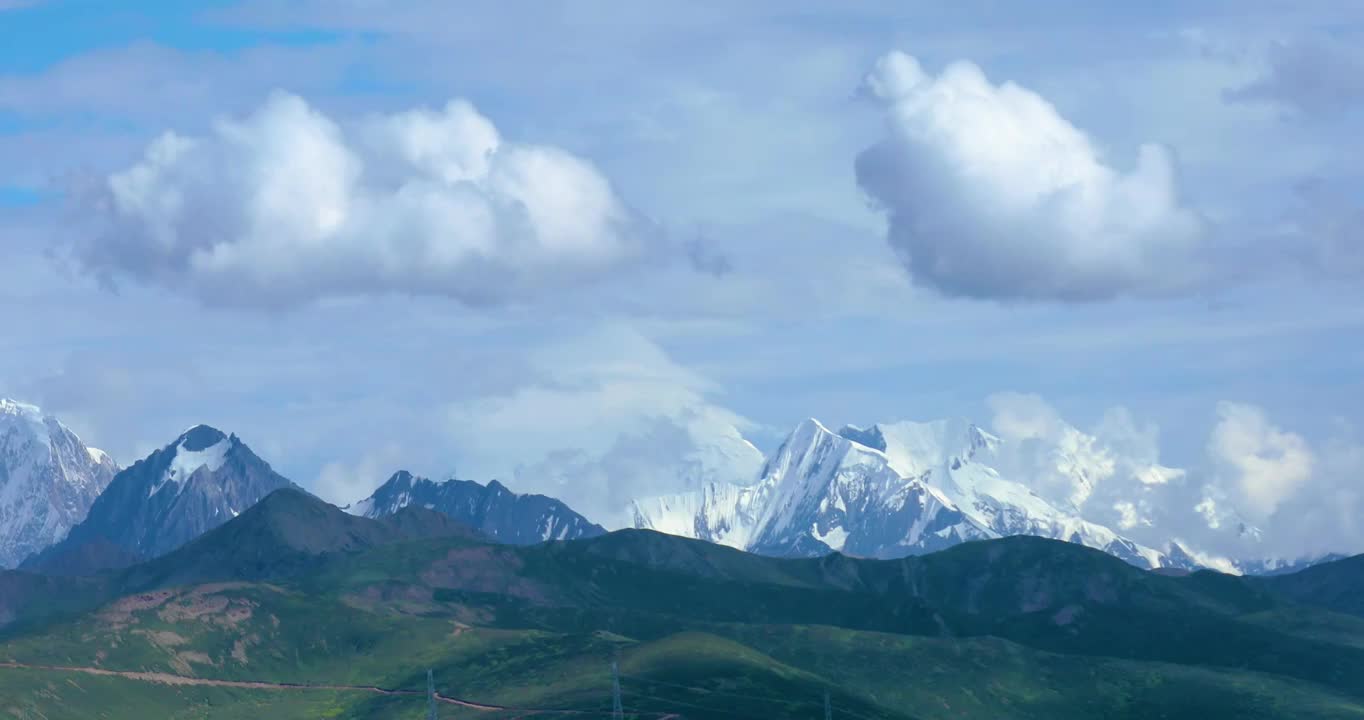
[1207,401,1315,519]
[1198,404,1364,559]
[69,92,660,307]
[855,52,1205,301]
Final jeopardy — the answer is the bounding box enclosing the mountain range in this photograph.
[0,401,610,577]
[633,419,1168,564]
[0,398,1341,581]
[345,469,606,543]
[21,424,298,575]
[631,417,1275,572]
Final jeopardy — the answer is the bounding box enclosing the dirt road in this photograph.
[0,661,685,717]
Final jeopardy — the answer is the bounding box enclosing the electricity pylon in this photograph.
[427,668,437,720]
[825,689,832,720]
[611,660,624,719]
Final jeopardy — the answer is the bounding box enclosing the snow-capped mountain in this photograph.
[633,418,1174,568]
[0,399,119,568]
[346,470,605,544]
[22,425,298,574]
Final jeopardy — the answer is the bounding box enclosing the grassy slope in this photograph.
[5,572,1364,719]
[3,497,1364,720]
[724,624,1364,720]
[0,665,366,720]
[1260,554,1364,618]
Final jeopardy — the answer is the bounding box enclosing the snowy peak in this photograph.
[630,481,763,550]
[747,417,978,557]
[837,424,887,450]
[0,398,44,422]
[345,469,430,518]
[848,418,1000,478]
[21,425,295,574]
[0,399,119,568]
[635,416,983,559]
[151,428,235,499]
[633,415,1175,569]
[0,398,45,434]
[177,424,229,452]
[348,471,606,545]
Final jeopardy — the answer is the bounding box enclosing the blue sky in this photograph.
[1,1,1361,556]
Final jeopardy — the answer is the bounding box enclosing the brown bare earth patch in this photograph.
[231,633,261,665]
[155,587,257,629]
[420,547,551,603]
[134,629,188,648]
[158,592,229,623]
[168,649,216,675]
[342,583,443,615]
[99,590,176,628]
[179,651,213,666]
[220,600,254,627]
[189,582,253,594]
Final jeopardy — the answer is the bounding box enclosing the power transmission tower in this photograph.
[611,660,624,720]
[825,689,832,720]
[427,668,437,720]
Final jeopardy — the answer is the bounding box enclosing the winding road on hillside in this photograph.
[0,661,682,718]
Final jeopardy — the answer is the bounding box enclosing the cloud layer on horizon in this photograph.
[986,391,1364,562]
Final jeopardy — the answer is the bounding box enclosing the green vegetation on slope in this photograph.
[2,489,1363,719]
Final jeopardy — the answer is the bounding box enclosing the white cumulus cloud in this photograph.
[987,391,1066,441]
[855,51,1205,301]
[1208,401,1315,519]
[71,92,661,307]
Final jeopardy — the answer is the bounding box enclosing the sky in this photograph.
[1,1,1361,560]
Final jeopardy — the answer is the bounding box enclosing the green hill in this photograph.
[1260,553,1364,618]
[1,489,1362,719]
